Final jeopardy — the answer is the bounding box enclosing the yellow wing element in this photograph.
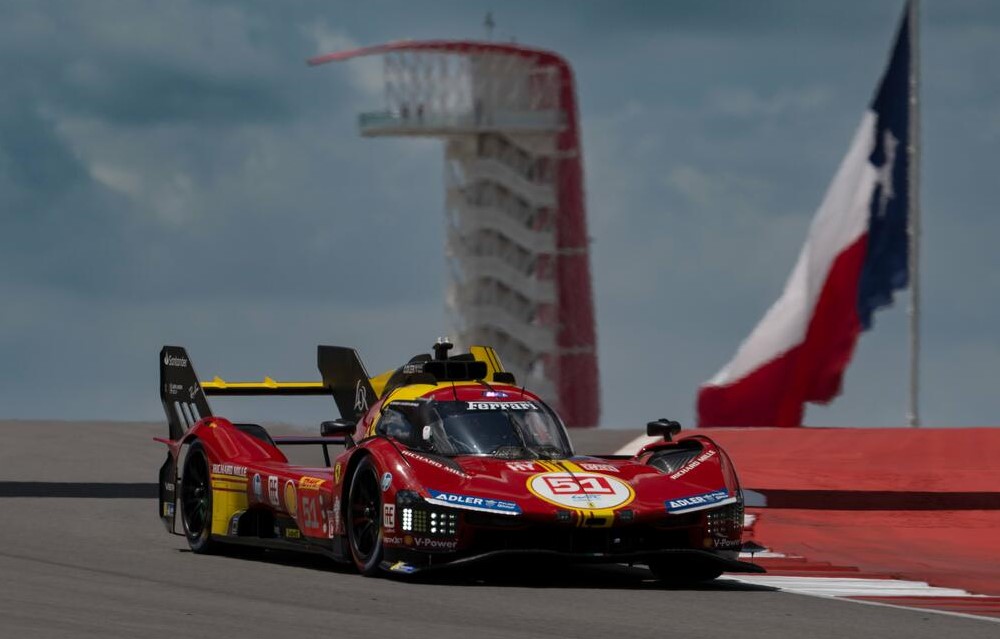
[200,345,508,400]
[200,376,328,396]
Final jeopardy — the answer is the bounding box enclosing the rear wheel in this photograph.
[347,457,384,576]
[180,442,217,554]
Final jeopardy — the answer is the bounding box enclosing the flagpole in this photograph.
[907,0,922,428]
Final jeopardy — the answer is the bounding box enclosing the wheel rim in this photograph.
[349,466,381,562]
[182,452,210,537]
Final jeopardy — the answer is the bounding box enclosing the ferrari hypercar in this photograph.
[156,340,764,582]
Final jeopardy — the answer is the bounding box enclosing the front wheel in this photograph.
[180,441,217,554]
[347,457,384,576]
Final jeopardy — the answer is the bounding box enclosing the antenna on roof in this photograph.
[484,11,495,41]
[433,337,454,361]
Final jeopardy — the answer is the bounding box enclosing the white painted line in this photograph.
[726,575,982,598]
[738,551,789,559]
[821,595,1000,624]
[720,577,1000,624]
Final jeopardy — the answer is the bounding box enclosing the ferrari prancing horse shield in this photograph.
[527,472,634,509]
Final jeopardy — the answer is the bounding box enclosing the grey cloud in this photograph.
[2,0,1000,430]
[54,58,291,126]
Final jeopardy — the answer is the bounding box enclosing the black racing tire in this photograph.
[647,559,723,586]
[346,456,384,576]
[180,441,217,554]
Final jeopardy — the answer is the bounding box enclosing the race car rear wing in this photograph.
[159,345,376,440]
[159,342,511,440]
[160,346,214,441]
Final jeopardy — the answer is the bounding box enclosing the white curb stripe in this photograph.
[726,575,982,598]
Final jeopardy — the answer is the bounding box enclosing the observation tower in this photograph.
[309,40,599,428]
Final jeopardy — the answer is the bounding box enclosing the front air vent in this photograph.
[648,442,704,474]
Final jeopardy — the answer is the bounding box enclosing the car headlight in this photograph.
[706,500,744,539]
[396,490,459,536]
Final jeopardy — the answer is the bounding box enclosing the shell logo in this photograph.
[284,480,298,517]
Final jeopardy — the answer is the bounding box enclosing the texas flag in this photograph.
[697,8,913,428]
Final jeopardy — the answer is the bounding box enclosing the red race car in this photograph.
[156,340,764,583]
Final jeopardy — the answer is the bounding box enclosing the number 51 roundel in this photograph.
[527,472,635,509]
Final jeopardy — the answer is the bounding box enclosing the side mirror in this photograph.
[647,418,682,441]
[321,419,356,437]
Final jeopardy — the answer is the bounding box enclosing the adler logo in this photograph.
[163,354,188,367]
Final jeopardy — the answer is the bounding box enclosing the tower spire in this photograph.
[484,12,495,40]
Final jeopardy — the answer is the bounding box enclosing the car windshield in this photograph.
[423,400,573,459]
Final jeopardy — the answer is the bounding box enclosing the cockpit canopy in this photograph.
[377,398,574,460]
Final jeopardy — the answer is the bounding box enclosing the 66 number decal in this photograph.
[527,472,634,509]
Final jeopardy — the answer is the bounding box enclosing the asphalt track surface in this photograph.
[1,420,997,638]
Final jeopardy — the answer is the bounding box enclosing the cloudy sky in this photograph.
[2,0,999,429]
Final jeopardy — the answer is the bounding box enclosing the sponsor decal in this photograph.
[164,383,185,397]
[284,480,298,517]
[426,490,521,515]
[383,504,396,530]
[410,537,458,550]
[164,481,175,493]
[380,472,392,492]
[669,450,717,480]
[229,516,239,536]
[252,474,262,500]
[506,461,537,472]
[163,353,188,367]
[400,449,467,477]
[268,476,279,506]
[666,489,733,513]
[390,400,421,408]
[333,462,343,485]
[713,538,742,550]
[527,472,635,510]
[187,385,200,399]
[389,561,417,574]
[211,463,247,478]
[328,496,342,538]
[396,534,455,550]
[301,494,321,530]
[353,379,369,413]
[579,462,619,473]
[162,502,175,517]
[285,528,301,539]
[466,401,538,411]
[482,390,509,398]
[298,476,326,491]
